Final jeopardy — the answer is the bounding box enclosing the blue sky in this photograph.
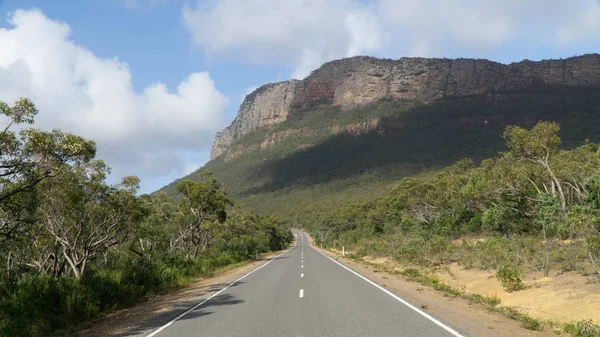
[0,0,598,194]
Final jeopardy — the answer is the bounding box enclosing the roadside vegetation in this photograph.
[305,121,600,280]
[304,121,600,334]
[0,99,293,337]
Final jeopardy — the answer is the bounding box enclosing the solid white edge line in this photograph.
[146,238,296,337]
[302,231,464,337]
[299,289,304,298]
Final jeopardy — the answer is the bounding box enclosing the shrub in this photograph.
[496,262,526,292]
[564,319,600,337]
[0,275,92,337]
[427,235,456,265]
[473,238,511,270]
[469,293,501,307]
[396,236,428,265]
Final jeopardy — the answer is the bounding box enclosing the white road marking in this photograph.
[301,265,304,268]
[299,289,304,298]
[303,231,465,337]
[146,240,294,337]
[301,273,304,277]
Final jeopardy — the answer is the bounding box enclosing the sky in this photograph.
[0,0,598,194]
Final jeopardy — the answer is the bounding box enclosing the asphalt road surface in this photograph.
[145,231,467,337]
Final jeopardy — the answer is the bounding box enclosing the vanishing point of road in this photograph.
[143,231,467,337]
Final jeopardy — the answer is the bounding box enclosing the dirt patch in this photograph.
[435,263,600,325]
[75,248,290,337]
[362,255,392,266]
[315,246,555,337]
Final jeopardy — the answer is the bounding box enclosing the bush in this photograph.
[396,236,428,265]
[427,235,456,265]
[473,238,511,270]
[564,319,600,337]
[80,269,124,309]
[496,262,526,292]
[0,275,93,337]
[121,258,169,298]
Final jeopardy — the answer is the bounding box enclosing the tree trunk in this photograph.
[62,246,81,278]
[543,224,550,277]
[589,252,600,278]
[544,163,567,221]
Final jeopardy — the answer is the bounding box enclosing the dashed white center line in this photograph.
[299,289,304,298]
[301,273,304,278]
[301,265,304,268]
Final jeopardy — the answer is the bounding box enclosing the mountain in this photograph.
[161,54,600,220]
[211,54,600,160]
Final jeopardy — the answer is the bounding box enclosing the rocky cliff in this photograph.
[211,54,600,159]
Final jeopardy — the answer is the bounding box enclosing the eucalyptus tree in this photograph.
[0,98,96,242]
[172,171,231,259]
[35,160,140,278]
[0,98,96,278]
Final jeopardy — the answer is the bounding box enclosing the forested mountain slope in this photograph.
[160,54,600,221]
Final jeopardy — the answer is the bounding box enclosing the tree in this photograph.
[129,191,177,258]
[173,171,231,259]
[503,122,566,220]
[0,98,96,243]
[35,160,139,278]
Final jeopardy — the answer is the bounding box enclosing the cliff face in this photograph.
[211,54,600,159]
[210,80,299,159]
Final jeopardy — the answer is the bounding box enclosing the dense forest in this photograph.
[0,99,293,336]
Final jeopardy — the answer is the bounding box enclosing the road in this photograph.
[145,231,467,337]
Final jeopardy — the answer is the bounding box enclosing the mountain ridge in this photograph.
[211,53,600,159]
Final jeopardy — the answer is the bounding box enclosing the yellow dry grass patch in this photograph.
[435,263,600,324]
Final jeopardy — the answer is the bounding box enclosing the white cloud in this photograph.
[0,9,229,189]
[183,0,384,79]
[183,0,600,77]
[379,0,600,53]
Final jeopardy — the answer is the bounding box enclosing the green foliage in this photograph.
[0,99,293,336]
[395,268,462,296]
[496,262,526,292]
[0,98,96,243]
[503,121,561,160]
[563,320,600,337]
[468,293,501,307]
[163,86,600,223]
[0,275,90,336]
